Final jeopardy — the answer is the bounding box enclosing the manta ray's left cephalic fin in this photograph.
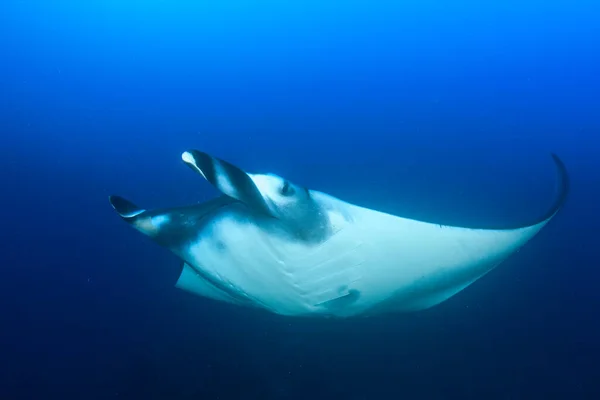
[181,150,274,217]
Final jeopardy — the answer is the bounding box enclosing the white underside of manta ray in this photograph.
[109,150,569,318]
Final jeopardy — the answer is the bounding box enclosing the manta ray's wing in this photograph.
[328,154,570,315]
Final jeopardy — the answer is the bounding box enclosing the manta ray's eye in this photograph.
[280,180,295,196]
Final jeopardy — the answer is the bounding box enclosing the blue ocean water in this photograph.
[1,0,599,398]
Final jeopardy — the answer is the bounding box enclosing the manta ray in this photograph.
[109,150,569,318]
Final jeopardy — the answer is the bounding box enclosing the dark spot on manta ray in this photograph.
[280,180,294,196]
[214,240,227,252]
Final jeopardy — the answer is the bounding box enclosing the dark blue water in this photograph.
[1,0,599,398]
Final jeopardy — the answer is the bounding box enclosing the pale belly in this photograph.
[176,205,546,318]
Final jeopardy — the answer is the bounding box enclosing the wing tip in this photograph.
[545,152,570,221]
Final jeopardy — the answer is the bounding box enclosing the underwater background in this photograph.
[1,0,599,398]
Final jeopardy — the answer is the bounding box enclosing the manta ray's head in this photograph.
[246,172,312,216]
[182,150,331,242]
